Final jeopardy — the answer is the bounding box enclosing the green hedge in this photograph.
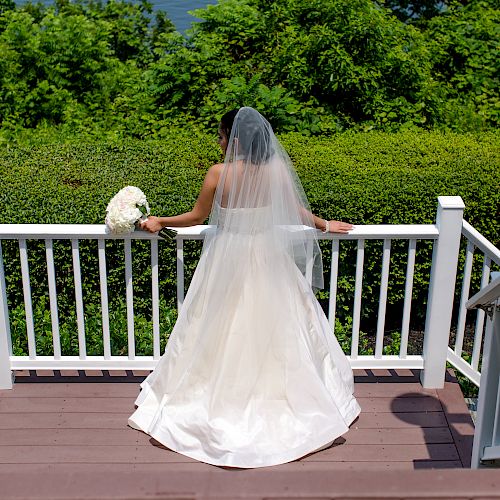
[0,129,498,358]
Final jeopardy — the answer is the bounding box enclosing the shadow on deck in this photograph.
[1,367,499,499]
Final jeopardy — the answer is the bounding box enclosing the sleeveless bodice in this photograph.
[215,201,273,234]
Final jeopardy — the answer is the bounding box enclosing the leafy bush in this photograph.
[0,0,498,136]
[146,0,438,132]
[0,0,172,134]
[8,294,177,356]
[423,0,500,130]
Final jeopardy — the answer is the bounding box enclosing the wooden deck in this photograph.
[1,367,499,499]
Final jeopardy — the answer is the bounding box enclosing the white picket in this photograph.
[351,239,364,359]
[375,239,391,358]
[151,239,161,359]
[19,239,36,359]
[98,239,111,359]
[471,256,491,372]
[328,239,340,332]
[45,239,61,358]
[455,240,475,356]
[71,239,86,358]
[124,239,135,360]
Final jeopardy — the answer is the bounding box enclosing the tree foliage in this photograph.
[145,0,436,132]
[424,0,500,130]
[0,0,173,133]
[0,0,497,136]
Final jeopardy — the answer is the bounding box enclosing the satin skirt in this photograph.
[127,229,361,468]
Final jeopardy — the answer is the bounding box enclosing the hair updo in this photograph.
[219,109,239,143]
[219,107,272,165]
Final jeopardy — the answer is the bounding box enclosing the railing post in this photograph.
[0,241,13,389]
[420,196,465,389]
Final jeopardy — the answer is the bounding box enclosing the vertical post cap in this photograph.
[437,196,465,210]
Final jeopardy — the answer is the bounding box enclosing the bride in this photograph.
[127,107,361,468]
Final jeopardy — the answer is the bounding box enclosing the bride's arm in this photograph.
[299,205,354,234]
[140,164,223,233]
[281,163,353,234]
[314,212,354,234]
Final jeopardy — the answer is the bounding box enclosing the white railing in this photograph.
[0,195,490,392]
[468,274,500,468]
[446,222,500,387]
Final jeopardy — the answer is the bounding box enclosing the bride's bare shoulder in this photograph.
[207,163,224,180]
[210,163,225,173]
[201,163,224,190]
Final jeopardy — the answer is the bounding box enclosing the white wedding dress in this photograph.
[127,202,361,468]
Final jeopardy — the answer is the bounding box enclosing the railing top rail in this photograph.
[462,220,500,264]
[0,223,439,240]
[466,274,500,310]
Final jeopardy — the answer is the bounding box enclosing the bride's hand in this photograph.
[140,216,164,233]
[326,220,354,233]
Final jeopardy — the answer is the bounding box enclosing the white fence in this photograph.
[0,196,498,392]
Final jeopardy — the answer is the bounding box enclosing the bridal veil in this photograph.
[205,106,324,291]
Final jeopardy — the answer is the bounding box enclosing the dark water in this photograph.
[151,0,217,32]
[13,0,217,32]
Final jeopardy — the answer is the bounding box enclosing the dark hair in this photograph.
[220,107,273,164]
[219,109,239,139]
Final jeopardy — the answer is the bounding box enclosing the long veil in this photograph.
[203,106,324,291]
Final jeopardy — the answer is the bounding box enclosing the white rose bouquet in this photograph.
[105,186,149,234]
[105,186,176,239]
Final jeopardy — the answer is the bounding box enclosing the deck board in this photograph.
[0,395,445,413]
[0,367,492,500]
[0,410,453,429]
[0,427,454,446]
[1,467,500,500]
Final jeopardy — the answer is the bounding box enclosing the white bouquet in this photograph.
[105,186,176,239]
[105,186,150,234]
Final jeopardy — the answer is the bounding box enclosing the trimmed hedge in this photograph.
[0,129,498,358]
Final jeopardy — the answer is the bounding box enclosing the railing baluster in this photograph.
[45,239,61,359]
[151,238,160,359]
[400,239,416,358]
[375,239,391,358]
[19,239,36,359]
[351,239,364,359]
[471,255,491,371]
[0,241,13,389]
[328,239,340,333]
[124,238,135,359]
[71,239,86,359]
[177,237,185,311]
[455,240,475,357]
[98,239,111,359]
